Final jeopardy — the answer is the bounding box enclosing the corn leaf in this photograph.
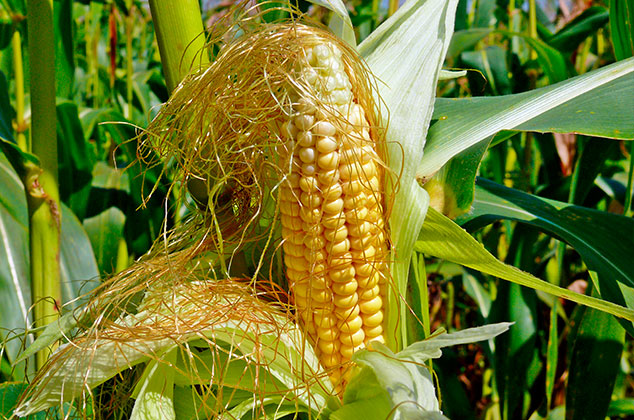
[15,283,329,417]
[415,208,634,323]
[420,57,634,181]
[305,0,355,47]
[335,324,509,420]
[130,351,177,420]
[358,0,458,350]
[459,178,634,334]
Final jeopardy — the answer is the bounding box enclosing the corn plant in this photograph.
[0,0,633,419]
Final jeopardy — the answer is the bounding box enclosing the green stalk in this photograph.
[625,142,634,217]
[528,0,537,60]
[387,0,399,18]
[148,0,208,93]
[125,5,134,120]
[11,30,27,151]
[26,0,61,368]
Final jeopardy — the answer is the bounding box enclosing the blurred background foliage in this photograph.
[0,0,633,419]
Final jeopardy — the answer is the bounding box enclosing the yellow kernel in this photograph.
[294,114,315,131]
[320,352,341,368]
[339,328,365,347]
[314,311,337,328]
[317,327,338,342]
[339,161,363,181]
[286,172,301,188]
[286,268,305,282]
[345,206,369,222]
[351,245,376,260]
[299,147,316,163]
[364,324,384,339]
[306,249,326,263]
[299,176,319,193]
[348,221,371,237]
[312,288,333,303]
[359,296,382,314]
[317,169,340,185]
[315,136,338,153]
[329,266,355,283]
[284,254,305,271]
[334,292,358,308]
[317,151,340,170]
[318,339,340,355]
[331,279,357,295]
[304,235,326,250]
[329,252,353,269]
[297,131,314,147]
[362,310,384,327]
[300,192,322,208]
[342,180,363,195]
[322,212,345,230]
[324,225,348,242]
[354,262,375,277]
[335,304,360,320]
[338,315,363,333]
[302,222,324,237]
[359,284,380,300]
[281,216,302,230]
[339,344,355,359]
[323,198,344,214]
[280,201,301,217]
[299,207,321,224]
[350,235,372,250]
[283,242,303,257]
[343,192,367,209]
[329,238,350,256]
[322,183,343,200]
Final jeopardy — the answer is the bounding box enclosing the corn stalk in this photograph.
[25,0,61,369]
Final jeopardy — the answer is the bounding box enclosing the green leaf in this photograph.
[566,281,625,420]
[0,149,31,363]
[459,178,634,330]
[460,45,512,95]
[15,283,330,416]
[547,6,609,53]
[338,324,509,420]
[54,0,74,98]
[59,204,100,307]
[130,350,176,420]
[415,207,634,322]
[358,0,458,349]
[610,0,634,60]
[0,382,46,419]
[420,57,634,181]
[83,207,125,275]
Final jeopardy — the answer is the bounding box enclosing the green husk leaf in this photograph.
[358,0,459,350]
[305,0,355,46]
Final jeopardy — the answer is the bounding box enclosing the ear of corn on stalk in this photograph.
[278,29,389,385]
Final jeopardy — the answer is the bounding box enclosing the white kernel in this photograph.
[314,120,337,137]
[316,136,338,153]
[294,114,315,131]
[297,131,314,147]
[299,147,316,163]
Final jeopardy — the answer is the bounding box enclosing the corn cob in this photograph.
[278,29,388,385]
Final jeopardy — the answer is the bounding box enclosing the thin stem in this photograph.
[125,6,134,120]
[624,141,634,217]
[26,0,61,368]
[528,0,537,60]
[11,30,27,152]
[387,0,399,18]
[148,0,209,92]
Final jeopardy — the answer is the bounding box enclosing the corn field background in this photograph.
[0,0,633,419]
